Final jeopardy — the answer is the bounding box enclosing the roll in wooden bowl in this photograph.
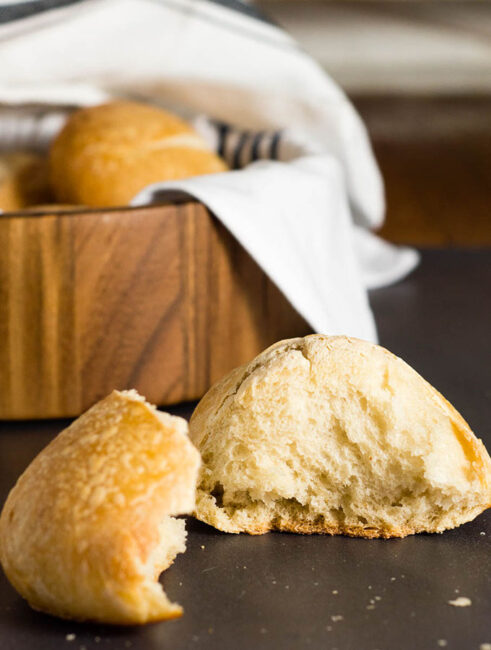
[0,200,311,418]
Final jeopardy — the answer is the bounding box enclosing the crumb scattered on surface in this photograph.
[332,590,338,594]
[66,635,76,642]
[448,597,472,607]
[202,566,217,573]
[366,605,375,610]
[480,644,491,650]
[437,641,448,647]
[331,615,344,622]
[94,637,101,643]
[313,582,319,586]
[368,585,372,590]
[480,532,486,536]
[201,545,205,550]
[375,596,382,601]
[390,577,396,582]
[326,626,332,632]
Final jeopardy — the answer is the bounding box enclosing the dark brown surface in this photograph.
[0,202,310,419]
[354,95,491,247]
[0,249,490,649]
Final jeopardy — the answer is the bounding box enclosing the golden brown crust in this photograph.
[49,101,228,207]
[207,513,488,539]
[0,390,200,624]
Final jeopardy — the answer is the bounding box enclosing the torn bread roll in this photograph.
[0,390,200,624]
[49,101,228,207]
[190,335,491,538]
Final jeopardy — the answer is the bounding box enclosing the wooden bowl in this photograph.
[0,200,311,419]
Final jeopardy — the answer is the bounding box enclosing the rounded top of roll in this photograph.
[50,101,228,207]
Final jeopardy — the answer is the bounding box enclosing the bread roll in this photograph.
[0,390,200,624]
[190,335,491,538]
[0,152,52,212]
[49,101,228,207]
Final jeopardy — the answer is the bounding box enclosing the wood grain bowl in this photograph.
[0,201,311,419]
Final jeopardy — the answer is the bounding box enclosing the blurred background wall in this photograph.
[258,1,491,247]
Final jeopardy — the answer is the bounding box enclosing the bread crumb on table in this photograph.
[331,615,344,622]
[448,596,472,607]
[437,641,448,647]
[480,644,491,650]
[65,635,76,642]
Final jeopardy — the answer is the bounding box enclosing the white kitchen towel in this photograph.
[0,0,419,341]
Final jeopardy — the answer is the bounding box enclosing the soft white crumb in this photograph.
[313,582,319,586]
[448,596,472,607]
[66,635,76,642]
[332,590,338,594]
[331,615,343,622]
[201,545,205,549]
[390,577,396,582]
[326,626,332,632]
[366,605,375,610]
[437,641,448,647]
[479,644,491,650]
[480,532,486,536]
[375,596,382,601]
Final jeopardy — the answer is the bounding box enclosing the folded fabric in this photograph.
[0,0,420,341]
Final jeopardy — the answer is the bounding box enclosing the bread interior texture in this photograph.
[194,337,491,537]
[139,516,187,618]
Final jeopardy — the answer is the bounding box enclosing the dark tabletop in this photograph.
[1,249,490,650]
